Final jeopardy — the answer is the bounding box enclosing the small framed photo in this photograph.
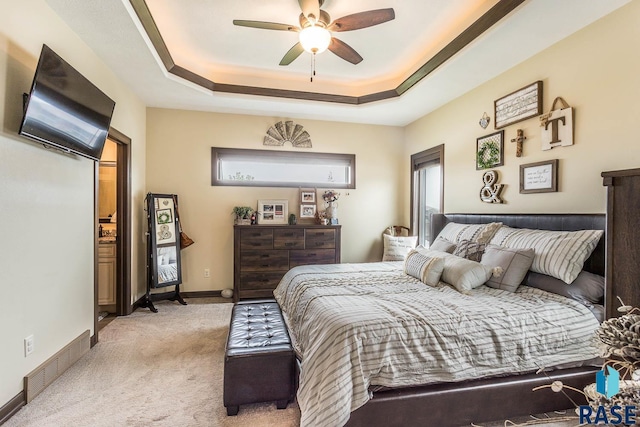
[257,199,288,224]
[300,204,316,218]
[520,159,558,194]
[301,190,316,203]
[476,131,504,170]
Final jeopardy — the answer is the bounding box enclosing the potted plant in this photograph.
[232,206,254,225]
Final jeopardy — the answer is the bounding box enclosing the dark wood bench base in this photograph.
[223,299,296,415]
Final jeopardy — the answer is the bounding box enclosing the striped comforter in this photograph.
[273,262,600,427]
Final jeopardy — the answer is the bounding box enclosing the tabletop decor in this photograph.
[323,190,340,220]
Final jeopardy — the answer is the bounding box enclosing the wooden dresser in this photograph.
[233,225,341,302]
[602,168,640,317]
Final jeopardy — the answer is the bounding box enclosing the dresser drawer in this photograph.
[239,271,287,291]
[274,228,304,249]
[240,250,289,271]
[305,229,336,249]
[290,249,336,268]
[240,228,273,250]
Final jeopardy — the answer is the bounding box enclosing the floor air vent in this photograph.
[24,330,90,403]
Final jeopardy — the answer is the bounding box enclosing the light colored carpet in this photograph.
[4,298,580,427]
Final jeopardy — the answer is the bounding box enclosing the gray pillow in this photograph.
[525,270,605,306]
[481,244,535,292]
[453,239,486,262]
[429,236,456,253]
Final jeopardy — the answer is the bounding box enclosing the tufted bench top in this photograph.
[226,300,292,357]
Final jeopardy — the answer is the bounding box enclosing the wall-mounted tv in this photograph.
[19,44,116,161]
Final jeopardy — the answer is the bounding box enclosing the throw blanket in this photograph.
[273,262,600,427]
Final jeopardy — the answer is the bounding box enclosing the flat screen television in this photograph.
[19,44,116,161]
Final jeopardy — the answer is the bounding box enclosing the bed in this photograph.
[273,213,606,427]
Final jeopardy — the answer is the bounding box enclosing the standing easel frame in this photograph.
[140,192,186,312]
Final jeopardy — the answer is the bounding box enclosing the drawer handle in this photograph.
[260,278,270,282]
[283,233,294,237]
[315,242,324,246]
[285,242,295,247]
[261,254,270,258]
[261,264,270,268]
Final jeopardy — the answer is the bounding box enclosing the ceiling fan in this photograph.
[233,0,395,67]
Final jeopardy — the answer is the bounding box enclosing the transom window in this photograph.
[211,147,356,189]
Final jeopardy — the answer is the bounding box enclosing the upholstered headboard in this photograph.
[430,214,606,276]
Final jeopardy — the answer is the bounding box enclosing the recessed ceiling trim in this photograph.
[129,0,526,105]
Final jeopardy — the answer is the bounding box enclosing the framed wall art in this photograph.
[300,204,316,218]
[519,159,558,194]
[300,189,316,203]
[494,81,543,129]
[476,131,504,170]
[257,199,288,224]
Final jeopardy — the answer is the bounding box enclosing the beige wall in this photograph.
[0,0,146,405]
[404,1,640,219]
[146,109,404,292]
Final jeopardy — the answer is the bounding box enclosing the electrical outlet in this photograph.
[24,335,34,357]
[204,268,210,278]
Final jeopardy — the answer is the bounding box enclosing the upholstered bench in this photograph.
[223,299,296,416]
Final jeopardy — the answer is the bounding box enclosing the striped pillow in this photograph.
[489,226,603,284]
[404,250,444,287]
[437,222,502,245]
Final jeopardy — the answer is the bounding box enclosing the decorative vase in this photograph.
[326,203,338,219]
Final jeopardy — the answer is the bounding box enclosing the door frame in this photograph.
[93,127,132,346]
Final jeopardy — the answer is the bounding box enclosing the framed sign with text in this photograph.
[519,159,558,194]
[494,81,543,129]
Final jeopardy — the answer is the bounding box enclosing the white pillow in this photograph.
[417,249,497,294]
[383,234,418,261]
[404,249,445,287]
[489,226,603,284]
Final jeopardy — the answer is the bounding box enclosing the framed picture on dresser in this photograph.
[257,199,288,225]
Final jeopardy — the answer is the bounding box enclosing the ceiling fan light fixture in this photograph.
[299,25,331,54]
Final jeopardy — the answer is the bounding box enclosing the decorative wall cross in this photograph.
[510,129,527,157]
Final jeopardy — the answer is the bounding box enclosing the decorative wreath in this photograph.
[157,211,171,224]
[477,141,501,169]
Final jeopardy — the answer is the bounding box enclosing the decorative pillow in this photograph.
[437,222,502,245]
[429,236,456,253]
[481,244,535,292]
[453,239,486,262]
[489,226,603,284]
[525,270,605,306]
[382,234,418,261]
[404,249,445,287]
[420,249,496,294]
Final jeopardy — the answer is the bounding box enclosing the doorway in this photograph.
[94,128,131,343]
[410,145,444,246]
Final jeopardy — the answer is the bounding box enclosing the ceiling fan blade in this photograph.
[298,0,320,22]
[233,20,299,32]
[328,38,363,64]
[280,43,305,66]
[328,8,395,32]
